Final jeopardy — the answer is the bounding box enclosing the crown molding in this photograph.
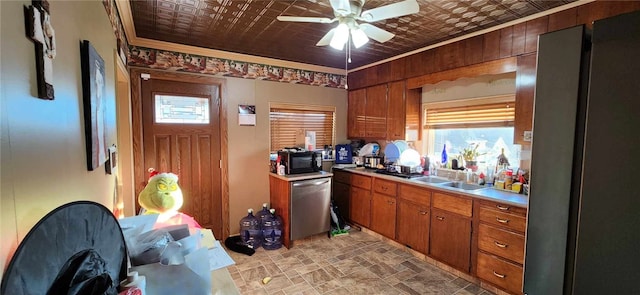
[114,0,344,75]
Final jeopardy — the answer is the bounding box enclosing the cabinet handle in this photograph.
[496,205,510,211]
[419,211,428,215]
[496,217,510,224]
[387,200,395,205]
[436,216,445,221]
[492,271,506,279]
[382,186,388,191]
[494,241,508,248]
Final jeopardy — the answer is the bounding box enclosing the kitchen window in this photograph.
[269,103,335,152]
[423,95,520,169]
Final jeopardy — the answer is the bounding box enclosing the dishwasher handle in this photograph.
[292,178,330,187]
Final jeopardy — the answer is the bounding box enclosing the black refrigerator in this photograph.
[523,10,640,295]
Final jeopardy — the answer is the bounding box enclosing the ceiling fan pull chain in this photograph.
[344,35,348,89]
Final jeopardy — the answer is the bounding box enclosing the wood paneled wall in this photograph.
[348,1,640,90]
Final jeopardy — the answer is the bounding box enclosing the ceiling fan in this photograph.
[277,0,420,50]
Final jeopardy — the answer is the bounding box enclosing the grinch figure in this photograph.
[139,168,201,228]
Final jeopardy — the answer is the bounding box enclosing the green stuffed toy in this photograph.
[138,168,183,215]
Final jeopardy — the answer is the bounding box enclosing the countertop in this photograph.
[336,167,528,208]
[269,171,333,182]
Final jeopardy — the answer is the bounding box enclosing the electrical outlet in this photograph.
[523,131,533,141]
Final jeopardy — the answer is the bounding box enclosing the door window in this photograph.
[154,94,209,124]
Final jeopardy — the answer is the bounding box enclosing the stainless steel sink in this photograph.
[437,181,487,190]
[412,176,451,184]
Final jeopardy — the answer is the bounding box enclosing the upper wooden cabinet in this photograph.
[347,88,366,139]
[514,53,537,146]
[386,81,406,140]
[365,84,388,139]
[348,81,420,141]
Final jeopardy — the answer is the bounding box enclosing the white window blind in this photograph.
[270,104,335,152]
[425,101,515,129]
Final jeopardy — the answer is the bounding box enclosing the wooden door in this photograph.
[397,200,430,254]
[347,89,366,138]
[370,193,396,239]
[386,81,405,140]
[430,208,472,272]
[364,84,387,138]
[141,78,222,236]
[349,186,371,227]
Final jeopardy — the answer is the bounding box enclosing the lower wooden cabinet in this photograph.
[430,208,472,272]
[338,170,530,294]
[370,193,396,239]
[478,224,525,264]
[476,200,527,294]
[350,186,371,227]
[477,252,523,294]
[397,199,430,254]
[332,181,350,223]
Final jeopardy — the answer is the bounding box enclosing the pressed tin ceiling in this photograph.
[130,0,575,69]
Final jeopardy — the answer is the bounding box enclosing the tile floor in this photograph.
[225,230,494,295]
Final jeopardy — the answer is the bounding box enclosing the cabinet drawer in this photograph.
[477,252,523,295]
[480,200,527,216]
[351,174,372,190]
[478,224,525,264]
[373,178,397,196]
[398,184,431,207]
[333,171,351,184]
[432,192,472,217]
[479,207,527,233]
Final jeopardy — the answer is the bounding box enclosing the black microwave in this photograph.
[277,151,321,174]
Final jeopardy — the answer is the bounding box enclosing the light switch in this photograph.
[523,131,533,141]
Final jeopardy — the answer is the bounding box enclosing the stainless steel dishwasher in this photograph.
[290,177,332,241]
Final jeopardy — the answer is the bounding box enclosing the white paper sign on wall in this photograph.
[238,105,256,126]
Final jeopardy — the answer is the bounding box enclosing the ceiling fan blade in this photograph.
[316,29,336,46]
[359,0,419,22]
[359,23,395,43]
[276,16,335,23]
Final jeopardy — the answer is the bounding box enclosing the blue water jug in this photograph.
[262,209,283,250]
[255,203,270,229]
[239,209,262,249]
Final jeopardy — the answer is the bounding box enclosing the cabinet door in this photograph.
[370,193,397,239]
[430,208,472,272]
[514,53,536,146]
[386,81,405,140]
[350,186,371,227]
[332,181,350,223]
[397,200,430,254]
[348,88,366,139]
[365,84,387,138]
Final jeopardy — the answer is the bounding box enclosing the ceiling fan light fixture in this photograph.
[351,27,369,48]
[330,23,349,50]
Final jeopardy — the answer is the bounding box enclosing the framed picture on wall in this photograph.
[80,40,107,171]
